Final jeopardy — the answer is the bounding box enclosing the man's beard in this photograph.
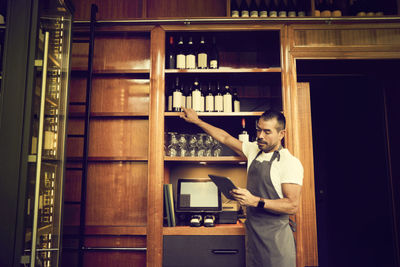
[257,139,277,153]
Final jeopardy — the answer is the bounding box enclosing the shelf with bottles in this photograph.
[68,111,149,118]
[313,0,399,17]
[230,0,310,18]
[165,30,281,71]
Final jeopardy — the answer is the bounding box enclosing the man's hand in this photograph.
[231,188,259,207]
[180,107,201,125]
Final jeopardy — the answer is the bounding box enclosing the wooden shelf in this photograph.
[68,112,149,118]
[164,156,247,164]
[63,225,147,236]
[165,67,281,73]
[67,156,148,162]
[163,221,245,236]
[165,111,263,117]
[71,68,150,75]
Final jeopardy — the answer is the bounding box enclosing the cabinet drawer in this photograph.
[163,235,245,267]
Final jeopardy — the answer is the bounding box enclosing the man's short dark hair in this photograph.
[259,110,286,131]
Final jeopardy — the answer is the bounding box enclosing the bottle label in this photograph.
[198,53,207,68]
[168,95,173,111]
[234,100,240,112]
[250,11,258,17]
[223,94,232,112]
[279,11,287,17]
[186,96,192,109]
[269,11,278,17]
[186,55,196,69]
[200,96,205,112]
[210,60,218,69]
[259,11,268,17]
[288,11,296,17]
[44,131,54,150]
[31,136,38,154]
[241,10,249,17]
[173,91,182,109]
[239,132,249,142]
[232,10,239,17]
[206,95,214,112]
[298,11,306,17]
[177,54,185,69]
[192,90,202,111]
[332,10,342,17]
[215,95,223,111]
[314,10,320,17]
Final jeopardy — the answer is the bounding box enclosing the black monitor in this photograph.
[176,178,222,212]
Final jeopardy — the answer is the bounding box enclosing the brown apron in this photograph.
[245,149,296,267]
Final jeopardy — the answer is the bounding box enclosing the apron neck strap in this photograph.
[255,146,283,162]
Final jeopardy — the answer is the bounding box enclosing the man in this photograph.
[180,107,303,267]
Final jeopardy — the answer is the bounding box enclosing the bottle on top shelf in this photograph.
[332,0,342,16]
[197,36,208,69]
[231,0,240,17]
[314,0,321,16]
[186,36,196,69]
[167,81,173,111]
[176,36,185,69]
[240,0,250,17]
[209,36,219,69]
[239,118,249,142]
[269,0,279,17]
[287,0,297,17]
[278,0,287,17]
[214,82,224,112]
[259,0,268,17]
[320,0,332,17]
[205,83,215,112]
[250,0,259,17]
[172,77,183,112]
[223,85,233,112]
[166,36,176,69]
[297,0,306,16]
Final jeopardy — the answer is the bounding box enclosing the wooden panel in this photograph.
[64,170,82,202]
[63,204,81,226]
[66,137,83,158]
[85,235,146,247]
[146,0,227,18]
[71,34,150,71]
[91,78,150,113]
[89,119,149,158]
[71,0,144,20]
[86,162,148,226]
[84,251,146,267]
[290,24,400,52]
[147,26,165,267]
[67,118,84,135]
[290,82,318,267]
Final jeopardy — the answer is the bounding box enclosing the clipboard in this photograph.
[208,174,237,200]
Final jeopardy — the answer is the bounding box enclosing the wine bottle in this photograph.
[238,118,249,142]
[250,0,259,17]
[181,83,187,109]
[192,78,202,112]
[366,0,375,16]
[332,0,342,16]
[214,82,224,112]
[172,77,182,112]
[231,0,240,17]
[205,83,215,112]
[269,0,278,17]
[223,85,233,112]
[209,36,219,69]
[278,0,287,17]
[197,36,208,69]
[240,0,250,17]
[166,36,176,69]
[287,0,297,17]
[259,0,268,17]
[200,85,205,112]
[320,0,332,17]
[297,0,306,16]
[167,81,173,111]
[186,36,196,69]
[355,0,366,16]
[186,84,192,109]
[233,88,240,112]
[314,0,321,16]
[176,36,186,69]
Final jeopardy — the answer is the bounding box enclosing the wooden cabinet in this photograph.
[63,12,400,267]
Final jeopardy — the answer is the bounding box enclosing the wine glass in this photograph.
[166,132,178,157]
[204,134,214,157]
[212,138,222,157]
[178,133,188,157]
[196,133,206,157]
[187,134,197,157]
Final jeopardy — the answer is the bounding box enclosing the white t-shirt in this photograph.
[242,141,304,198]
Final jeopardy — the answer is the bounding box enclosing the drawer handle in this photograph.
[211,249,239,255]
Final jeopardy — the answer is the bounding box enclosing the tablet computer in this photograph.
[208,174,238,200]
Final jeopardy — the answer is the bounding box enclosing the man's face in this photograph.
[256,118,285,153]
